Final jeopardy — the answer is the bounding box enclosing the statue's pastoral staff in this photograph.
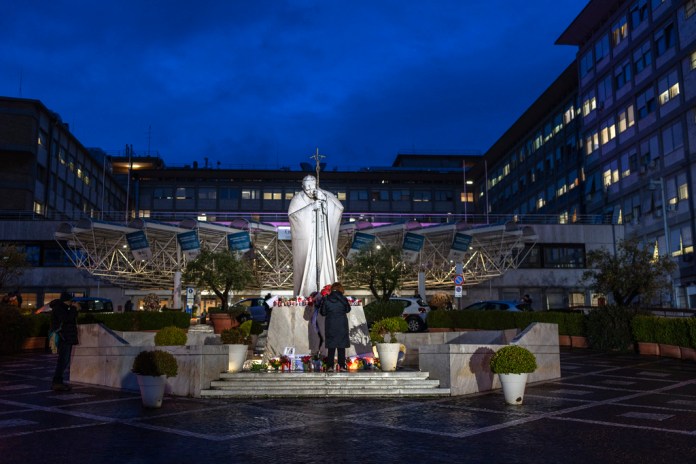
[288,175,343,297]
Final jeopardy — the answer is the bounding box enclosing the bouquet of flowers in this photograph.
[279,355,292,372]
[300,355,313,372]
[268,358,282,371]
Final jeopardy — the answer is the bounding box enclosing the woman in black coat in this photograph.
[320,282,351,372]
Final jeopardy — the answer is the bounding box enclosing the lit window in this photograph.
[612,15,628,46]
[241,189,260,200]
[618,104,635,133]
[600,117,617,145]
[262,190,282,200]
[582,90,597,116]
[658,69,680,105]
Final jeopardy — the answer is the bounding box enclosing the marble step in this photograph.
[209,379,442,389]
[201,369,449,398]
[201,387,451,398]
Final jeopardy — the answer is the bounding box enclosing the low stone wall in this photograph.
[71,324,228,397]
[392,329,520,368]
[418,323,560,396]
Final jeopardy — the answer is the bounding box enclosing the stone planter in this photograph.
[227,344,248,373]
[637,342,660,356]
[376,343,401,372]
[570,336,588,348]
[209,313,238,334]
[498,373,528,405]
[658,344,681,359]
[679,346,696,361]
[22,336,47,351]
[136,374,167,408]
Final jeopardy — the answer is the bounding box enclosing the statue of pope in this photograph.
[288,175,343,297]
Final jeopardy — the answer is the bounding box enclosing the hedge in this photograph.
[426,309,583,336]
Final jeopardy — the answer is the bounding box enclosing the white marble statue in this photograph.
[288,175,343,297]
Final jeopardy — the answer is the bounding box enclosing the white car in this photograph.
[389,297,431,332]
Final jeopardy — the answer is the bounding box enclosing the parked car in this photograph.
[463,300,530,312]
[390,297,431,332]
[232,297,271,323]
[35,297,114,314]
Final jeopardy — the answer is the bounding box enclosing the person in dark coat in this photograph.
[320,282,351,372]
[50,292,79,391]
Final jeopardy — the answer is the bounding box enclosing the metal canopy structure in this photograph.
[55,217,537,292]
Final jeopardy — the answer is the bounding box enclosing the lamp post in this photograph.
[649,177,674,306]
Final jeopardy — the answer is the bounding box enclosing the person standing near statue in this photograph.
[320,282,351,372]
[288,174,343,297]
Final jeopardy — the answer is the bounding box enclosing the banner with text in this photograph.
[227,231,251,254]
[402,232,425,264]
[126,231,152,261]
[347,232,376,259]
[177,230,201,259]
[448,233,473,262]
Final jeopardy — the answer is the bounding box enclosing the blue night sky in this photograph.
[1,1,587,170]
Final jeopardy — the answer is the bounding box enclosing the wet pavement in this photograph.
[1,348,695,463]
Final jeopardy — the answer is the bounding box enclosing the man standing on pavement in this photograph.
[50,292,79,391]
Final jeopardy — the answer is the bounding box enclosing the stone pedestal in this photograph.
[265,305,370,358]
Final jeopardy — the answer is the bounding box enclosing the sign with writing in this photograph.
[402,232,424,263]
[454,285,463,297]
[448,233,473,261]
[227,231,251,253]
[347,232,376,259]
[126,231,152,261]
[177,230,200,259]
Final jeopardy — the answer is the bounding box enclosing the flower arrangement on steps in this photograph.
[489,345,537,405]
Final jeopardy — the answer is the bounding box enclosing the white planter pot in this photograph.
[376,343,401,372]
[227,344,248,373]
[136,374,167,408]
[498,373,528,405]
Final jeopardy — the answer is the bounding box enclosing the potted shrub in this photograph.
[489,344,537,405]
[131,349,178,408]
[208,307,247,334]
[220,320,252,373]
[369,317,408,372]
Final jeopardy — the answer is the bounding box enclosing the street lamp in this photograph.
[648,177,674,306]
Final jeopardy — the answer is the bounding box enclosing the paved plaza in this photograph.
[1,348,695,463]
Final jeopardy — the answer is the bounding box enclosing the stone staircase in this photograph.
[200,370,450,398]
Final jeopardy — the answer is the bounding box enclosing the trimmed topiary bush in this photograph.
[154,326,187,346]
[490,345,537,374]
[132,350,178,377]
[369,317,408,343]
[221,320,252,344]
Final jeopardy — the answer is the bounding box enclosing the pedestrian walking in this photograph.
[320,282,352,372]
[49,292,79,391]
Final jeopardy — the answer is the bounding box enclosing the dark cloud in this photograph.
[0,0,586,169]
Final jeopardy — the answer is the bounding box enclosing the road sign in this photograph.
[454,285,463,297]
[453,274,464,285]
